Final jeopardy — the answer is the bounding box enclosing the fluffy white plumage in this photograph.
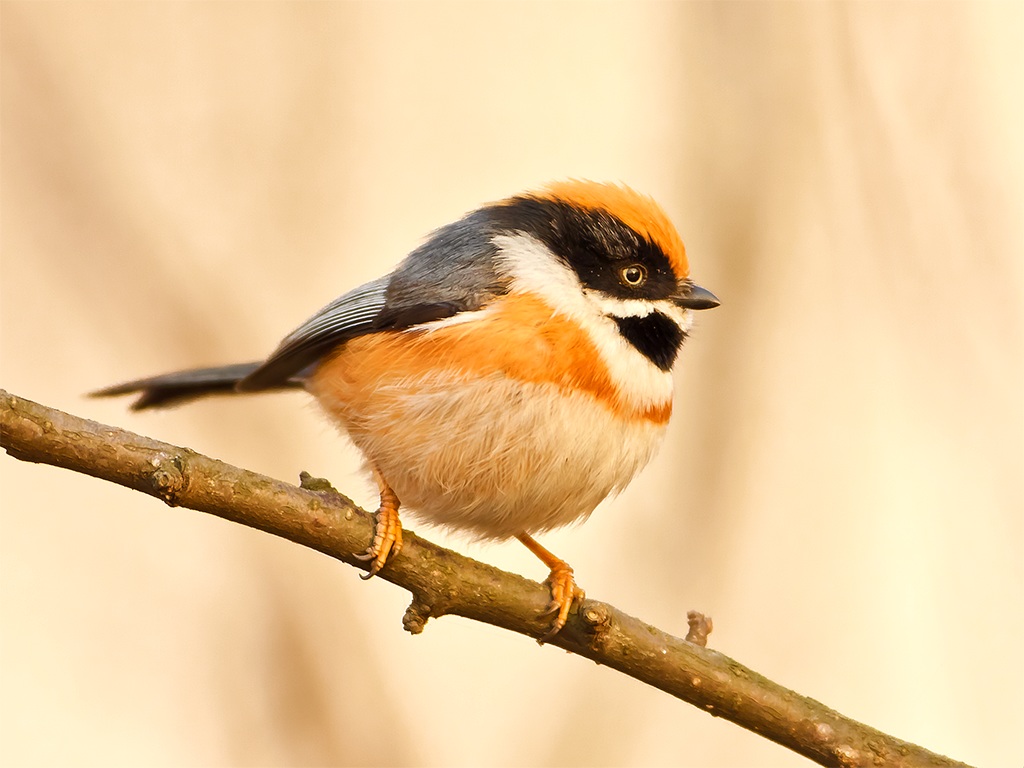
[314,371,665,539]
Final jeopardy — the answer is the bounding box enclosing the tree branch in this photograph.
[0,389,971,768]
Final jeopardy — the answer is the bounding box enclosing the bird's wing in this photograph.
[238,277,396,390]
[241,211,512,391]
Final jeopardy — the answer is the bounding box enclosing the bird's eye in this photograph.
[620,264,647,286]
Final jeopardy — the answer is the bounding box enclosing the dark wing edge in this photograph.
[237,276,392,391]
[91,362,289,410]
[240,214,513,393]
[99,212,515,405]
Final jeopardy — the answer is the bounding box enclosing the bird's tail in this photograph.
[90,362,304,411]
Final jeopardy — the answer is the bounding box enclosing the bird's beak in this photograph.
[675,283,720,310]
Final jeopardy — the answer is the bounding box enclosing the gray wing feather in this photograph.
[239,208,512,391]
[384,208,509,315]
[238,277,390,390]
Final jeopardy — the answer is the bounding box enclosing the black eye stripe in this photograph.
[486,198,679,301]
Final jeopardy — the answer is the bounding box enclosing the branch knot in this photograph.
[149,453,188,505]
[402,595,435,635]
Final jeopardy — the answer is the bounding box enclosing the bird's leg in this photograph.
[516,532,585,642]
[355,468,403,579]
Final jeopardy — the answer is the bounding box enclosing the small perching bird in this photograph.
[95,180,719,639]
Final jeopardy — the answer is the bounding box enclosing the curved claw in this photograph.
[356,492,403,580]
[538,563,585,643]
[515,532,586,642]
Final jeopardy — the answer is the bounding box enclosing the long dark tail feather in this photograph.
[90,362,305,411]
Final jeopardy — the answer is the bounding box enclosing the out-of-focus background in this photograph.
[2,3,1021,766]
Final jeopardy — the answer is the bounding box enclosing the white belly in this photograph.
[316,373,667,540]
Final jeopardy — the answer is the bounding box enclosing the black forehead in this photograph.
[485,197,679,299]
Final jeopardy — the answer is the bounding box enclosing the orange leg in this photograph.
[516,533,585,641]
[355,468,403,580]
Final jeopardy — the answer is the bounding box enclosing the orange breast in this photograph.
[309,293,672,425]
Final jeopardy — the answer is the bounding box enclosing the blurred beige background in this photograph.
[1,2,1021,767]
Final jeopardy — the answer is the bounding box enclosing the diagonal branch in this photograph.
[0,389,971,768]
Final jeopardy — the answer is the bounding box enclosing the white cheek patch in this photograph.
[584,291,694,333]
[584,293,657,318]
[492,232,676,412]
[491,233,588,313]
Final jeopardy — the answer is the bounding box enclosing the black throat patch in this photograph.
[613,312,686,371]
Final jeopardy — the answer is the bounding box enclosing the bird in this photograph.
[93,180,719,640]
